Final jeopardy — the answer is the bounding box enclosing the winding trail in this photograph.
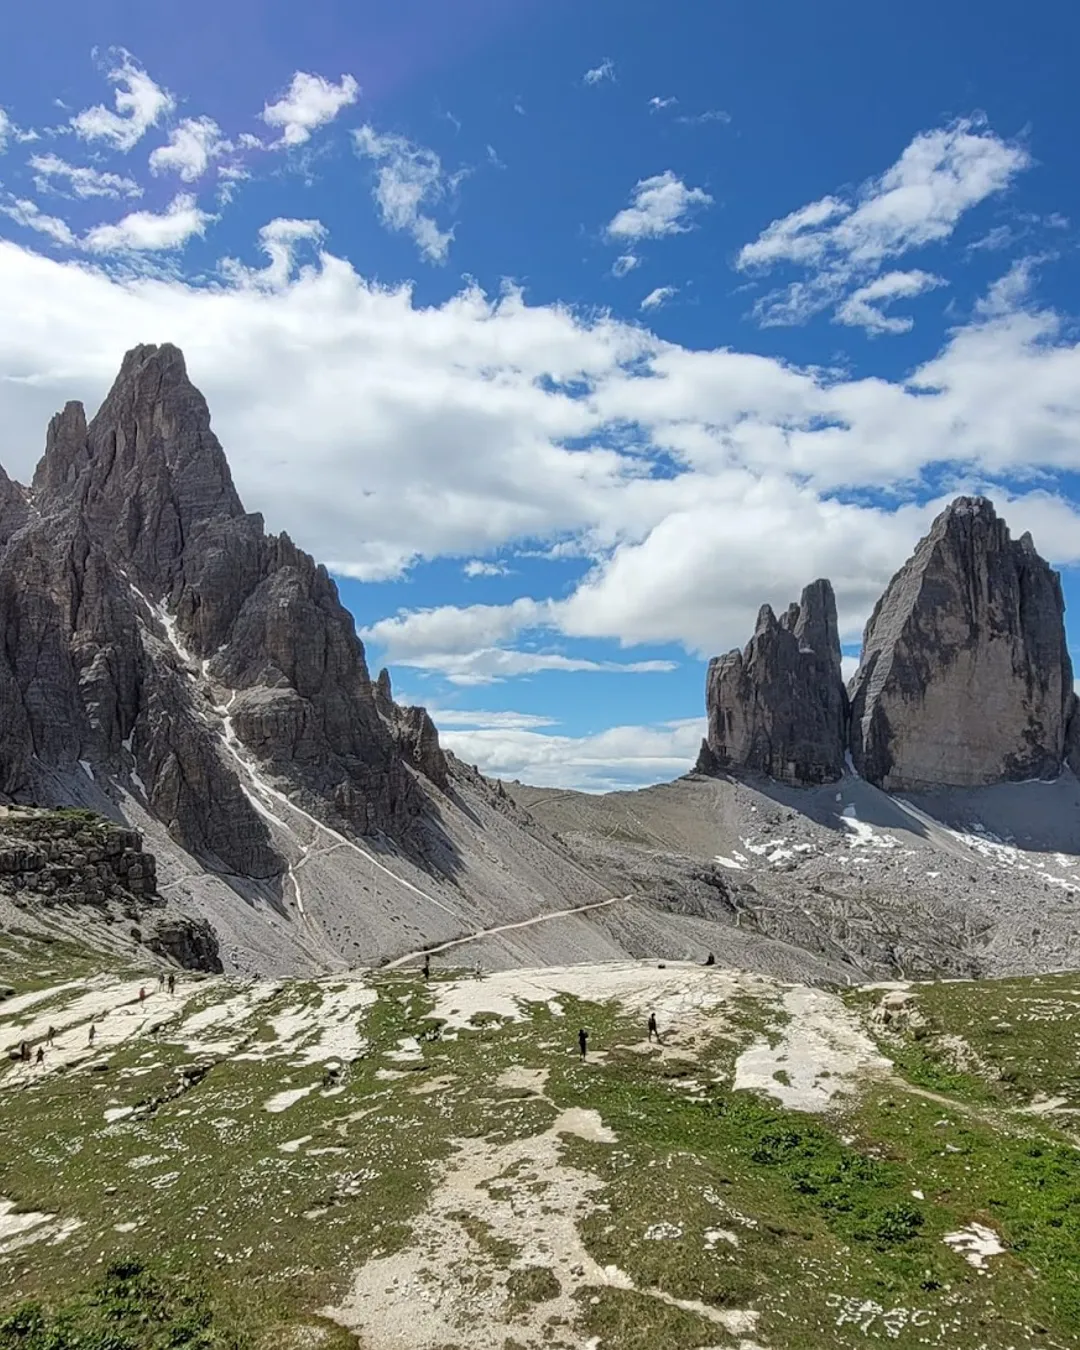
[384,895,624,969]
[137,589,464,930]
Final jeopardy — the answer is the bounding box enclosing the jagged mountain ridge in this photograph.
[698,496,1079,791]
[3,343,833,982]
[0,346,619,975]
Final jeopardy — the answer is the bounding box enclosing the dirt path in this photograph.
[384,896,625,970]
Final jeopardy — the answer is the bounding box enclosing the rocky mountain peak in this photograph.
[696,578,847,785]
[31,342,244,600]
[848,495,1074,790]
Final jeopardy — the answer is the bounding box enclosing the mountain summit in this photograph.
[0,344,629,974]
[698,496,1077,791]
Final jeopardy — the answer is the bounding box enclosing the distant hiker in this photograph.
[46,1026,56,1045]
[648,1012,660,1044]
[167,973,176,995]
[705,952,716,966]
[88,1024,96,1046]
[35,1045,44,1065]
[139,986,147,1004]
[19,1041,29,1063]
[578,1028,588,1061]
[423,954,431,982]
[158,972,165,990]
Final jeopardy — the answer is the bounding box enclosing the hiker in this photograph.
[167,973,176,996]
[46,1025,55,1045]
[88,1024,96,1046]
[139,986,147,1004]
[705,952,715,966]
[423,954,430,982]
[578,1028,588,1061]
[19,1040,29,1063]
[35,1045,44,1065]
[648,1012,660,1044]
[158,972,165,990]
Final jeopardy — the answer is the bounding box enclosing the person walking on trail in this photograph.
[46,1025,56,1045]
[139,986,147,1004]
[167,973,176,996]
[88,1024,96,1046]
[19,1041,29,1063]
[158,972,165,991]
[578,1028,589,1061]
[648,1012,661,1044]
[35,1045,44,1065]
[423,954,431,982]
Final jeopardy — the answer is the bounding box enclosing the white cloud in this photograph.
[463,559,510,577]
[641,285,677,311]
[83,194,214,253]
[0,199,76,247]
[649,97,677,111]
[0,109,10,152]
[30,153,142,200]
[834,269,945,335]
[353,125,455,264]
[606,171,712,242]
[583,58,616,85]
[149,117,231,182]
[72,50,175,152]
[440,716,705,792]
[222,217,326,290]
[612,254,640,278]
[426,708,558,731]
[676,109,731,126]
[739,118,1029,329]
[261,71,359,147]
[2,231,1080,677]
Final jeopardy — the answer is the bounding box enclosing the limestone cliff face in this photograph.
[0,343,434,875]
[696,579,847,785]
[848,497,1074,790]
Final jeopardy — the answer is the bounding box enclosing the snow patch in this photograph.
[943,1222,1005,1269]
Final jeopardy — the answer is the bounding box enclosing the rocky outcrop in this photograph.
[147,916,223,972]
[849,497,1074,790]
[696,579,847,785]
[0,807,158,905]
[372,668,449,792]
[0,344,424,877]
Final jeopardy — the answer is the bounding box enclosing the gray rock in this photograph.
[371,667,449,791]
[849,496,1074,790]
[696,579,847,785]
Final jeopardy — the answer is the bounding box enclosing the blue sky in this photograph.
[1,0,1079,790]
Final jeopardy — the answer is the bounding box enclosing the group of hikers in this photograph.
[12,969,180,1069]
[576,1009,662,1061]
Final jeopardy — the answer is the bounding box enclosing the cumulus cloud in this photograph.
[606,171,712,241]
[30,153,142,200]
[583,58,616,85]
[82,194,214,253]
[261,71,359,147]
[439,715,706,792]
[0,199,76,247]
[463,559,510,577]
[353,125,456,263]
[71,50,175,151]
[640,285,677,311]
[834,269,946,335]
[149,116,231,182]
[0,109,11,152]
[1,230,1080,678]
[221,217,326,290]
[739,117,1030,330]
